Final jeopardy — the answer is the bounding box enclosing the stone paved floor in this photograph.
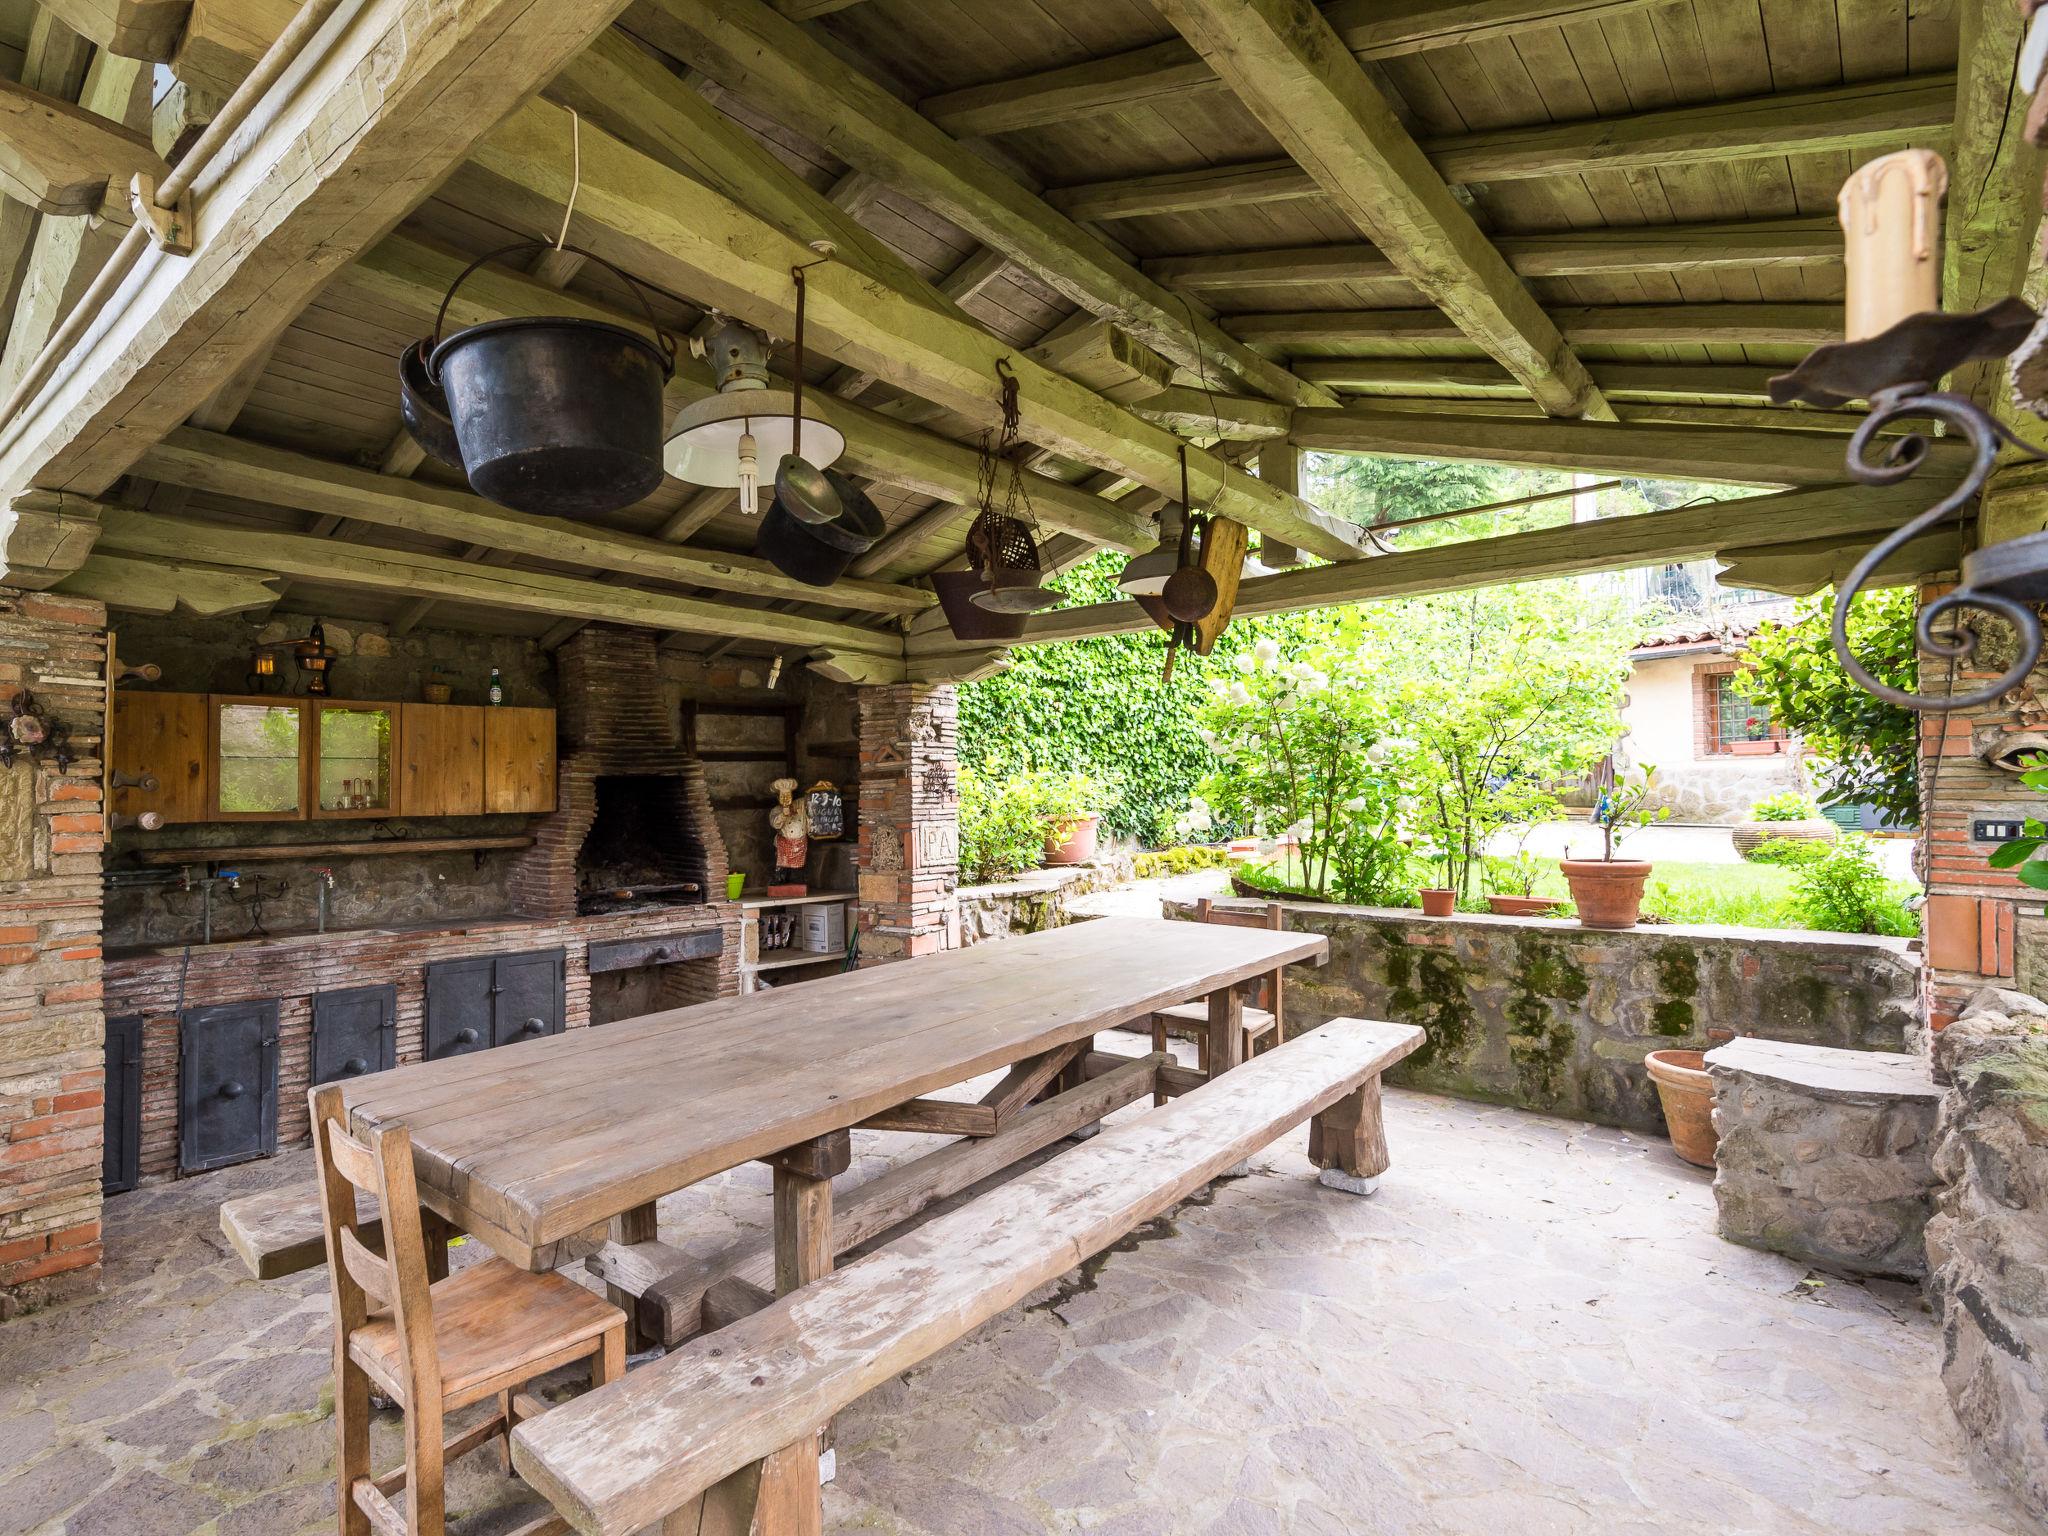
[0,1076,2029,1535]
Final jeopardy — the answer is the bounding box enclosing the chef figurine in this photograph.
[768,776,812,895]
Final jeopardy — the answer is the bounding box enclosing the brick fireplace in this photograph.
[512,626,728,919]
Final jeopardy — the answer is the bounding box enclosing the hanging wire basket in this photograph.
[966,359,1060,613]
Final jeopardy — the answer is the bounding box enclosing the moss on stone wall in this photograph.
[1506,934,1585,1102]
[1383,935,1473,1073]
[1652,945,1700,1038]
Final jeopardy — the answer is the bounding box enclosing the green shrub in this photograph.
[1747,836,1825,868]
[1749,790,1822,823]
[956,766,1049,885]
[1133,845,1232,879]
[1788,836,1919,937]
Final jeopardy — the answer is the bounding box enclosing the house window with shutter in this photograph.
[1694,661,1788,757]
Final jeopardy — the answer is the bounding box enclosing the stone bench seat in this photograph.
[511,1017,1423,1536]
[1706,1036,1942,1280]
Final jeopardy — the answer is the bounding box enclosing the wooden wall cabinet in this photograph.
[112,692,557,824]
[112,692,209,825]
[485,706,556,814]
[401,703,485,816]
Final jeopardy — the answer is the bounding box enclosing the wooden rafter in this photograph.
[458,97,1367,560]
[919,0,1662,137]
[1291,359,1785,402]
[1046,75,1952,222]
[31,0,189,62]
[1155,0,1611,422]
[0,74,158,216]
[1286,408,1964,486]
[1227,305,1839,349]
[618,0,1338,412]
[0,11,95,364]
[906,480,1953,657]
[0,0,645,517]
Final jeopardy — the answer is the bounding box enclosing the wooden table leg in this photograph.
[609,1202,657,1350]
[1309,1074,1391,1196]
[767,1132,848,1517]
[1206,985,1246,1077]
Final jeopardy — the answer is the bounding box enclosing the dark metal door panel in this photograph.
[312,984,397,1085]
[425,958,495,1060]
[179,1000,278,1173]
[492,948,565,1047]
[103,1014,142,1195]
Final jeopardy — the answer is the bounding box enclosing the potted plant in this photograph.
[1560,765,1669,929]
[1483,851,1561,917]
[1035,771,1114,866]
[1726,707,1779,756]
[1731,790,1839,860]
[1645,1048,1718,1167]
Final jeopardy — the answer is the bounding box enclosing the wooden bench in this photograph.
[222,1182,378,1280]
[510,1017,1422,1536]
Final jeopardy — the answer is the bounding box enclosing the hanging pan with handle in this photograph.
[402,241,678,517]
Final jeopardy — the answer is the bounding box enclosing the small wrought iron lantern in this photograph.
[244,646,280,695]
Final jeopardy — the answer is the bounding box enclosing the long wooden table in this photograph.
[343,918,1327,1271]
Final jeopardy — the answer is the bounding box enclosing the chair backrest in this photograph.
[309,1083,442,1407]
[1194,899,1286,1013]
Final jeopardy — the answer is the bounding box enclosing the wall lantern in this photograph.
[293,621,338,696]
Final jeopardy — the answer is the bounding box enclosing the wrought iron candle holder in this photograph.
[1770,296,2047,712]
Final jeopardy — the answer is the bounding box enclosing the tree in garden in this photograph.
[1192,629,1413,904]
[1733,587,1919,826]
[1351,584,1637,897]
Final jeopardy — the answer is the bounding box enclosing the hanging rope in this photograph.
[553,109,582,252]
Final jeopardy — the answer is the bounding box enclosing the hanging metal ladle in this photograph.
[777,251,844,526]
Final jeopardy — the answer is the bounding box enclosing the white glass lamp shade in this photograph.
[662,390,846,487]
[1116,544,1178,597]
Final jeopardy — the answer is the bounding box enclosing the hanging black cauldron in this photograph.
[756,469,884,586]
[405,242,676,517]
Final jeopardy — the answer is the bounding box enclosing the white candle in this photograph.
[1838,149,1947,341]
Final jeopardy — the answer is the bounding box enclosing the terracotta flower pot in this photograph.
[1043,814,1101,865]
[1486,894,1562,917]
[1419,887,1456,917]
[1645,1048,1718,1168]
[1559,859,1652,929]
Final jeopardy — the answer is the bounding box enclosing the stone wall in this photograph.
[856,684,958,964]
[955,851,1135,946]
[1925,986,2048,1525]
[1707,1036,1941,1279]
[0,589,107,1317]
[1171,900,1920,1133]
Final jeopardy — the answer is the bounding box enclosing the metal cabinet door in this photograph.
[179,1000,279,1173]
[312,984,397,1085]
[103,1014,143,1195]
[424,957,495,1060]
[492,948,565,1047]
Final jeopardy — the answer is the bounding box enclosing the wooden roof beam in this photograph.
[457,98,1367,561]
[1286,407,1966,486]
[1292,359,1785,402]
[1228,304,1840,349]
[1143,218,1841,291]
[349,236,1157,554]
[0,75,159,217]
[921,0,1662,138]
[133,427,939,617]
[1048,76,1953,222]
[32,0,188,61]
[0,0,644,512]
[1155,0,1610,423]
[618,0,1337,412]
[906,480,1952,656]
[83,506,906,654]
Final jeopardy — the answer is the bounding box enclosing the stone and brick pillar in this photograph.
[855,683,958,964]
[0,588,107,1316]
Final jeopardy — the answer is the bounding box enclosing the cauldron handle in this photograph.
[427,240,678,381]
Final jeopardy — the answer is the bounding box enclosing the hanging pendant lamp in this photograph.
[1116,499,1185,597]
[663,315,844,514]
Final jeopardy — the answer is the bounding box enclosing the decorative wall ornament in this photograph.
[1,691,70,770]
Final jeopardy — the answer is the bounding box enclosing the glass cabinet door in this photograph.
[211,699,306,821]
[313,704,398,818]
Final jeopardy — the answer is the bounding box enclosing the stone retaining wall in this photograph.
[956,851,1136,946]
[1168,900,1920,1133]
[1926,986,2048,1525]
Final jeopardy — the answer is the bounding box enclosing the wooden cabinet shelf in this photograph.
[133,835,533,867]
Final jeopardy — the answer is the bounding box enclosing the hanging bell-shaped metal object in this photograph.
[776,453,844,526]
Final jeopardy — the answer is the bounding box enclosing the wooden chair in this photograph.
[1149,900,1288,1096]
[310,1084,627,1536]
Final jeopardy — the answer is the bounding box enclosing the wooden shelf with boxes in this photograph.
[736,889,855,995]
[110,692,557,828]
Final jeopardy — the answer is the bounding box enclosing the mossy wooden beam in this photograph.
[1155,0,1611,422]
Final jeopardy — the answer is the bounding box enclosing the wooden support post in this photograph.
[1308,1075,1390,1196]
[768,1133,840,1527]
[610,1202,657,1350]
[418,1208,454,1284]
[1207,985,1246,1077]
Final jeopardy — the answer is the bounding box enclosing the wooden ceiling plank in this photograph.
[618,0,1338,412]
[92,505,905,654]
[0,0,649,527]
[459,97,1366,560]
[920,0,1664,137]
[1048,75,1952,220]
[135,427,938,616]
[1155,0,1611,422]
[908,479,1951,654]
[1285,406,1963,485]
